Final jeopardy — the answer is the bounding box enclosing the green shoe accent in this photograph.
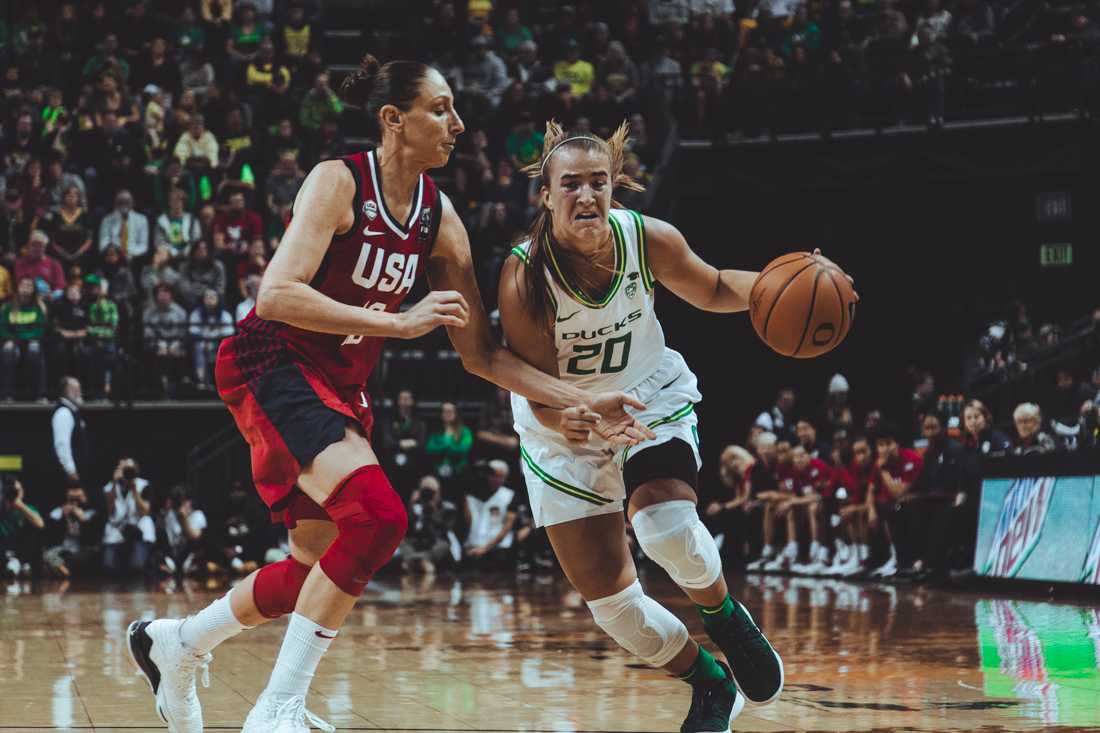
[705,601,784,704]
[677,646,726,687]
[680,661,744,733]
[699,594,735,625]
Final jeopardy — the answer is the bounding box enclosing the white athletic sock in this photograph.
[180,594,251,654]
[783,540,798,558]
[810,540,822,557]
[858,544,869,561]
[760,545,774,558]
[265,613,338,702]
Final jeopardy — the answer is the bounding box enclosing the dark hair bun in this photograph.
[339,54,381,107]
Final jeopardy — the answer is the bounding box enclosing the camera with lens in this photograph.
[1,475,18,502]
[122,465,138,481]
[416,485,437,507]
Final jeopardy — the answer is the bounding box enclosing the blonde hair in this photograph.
[754,431,777,448]
[1013,402,1041,422]
[515,120,645,328]
[721,445,754,467]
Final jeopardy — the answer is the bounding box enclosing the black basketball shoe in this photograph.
[704,601,784,704]
[681,661,745,733]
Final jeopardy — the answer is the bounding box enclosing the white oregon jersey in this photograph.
[509,208,667,394]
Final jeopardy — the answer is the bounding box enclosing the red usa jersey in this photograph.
[846,460,875,504]
[236,149,442,391]
[788,458,832,496]
[872,448,924,503]
[773,461,796,492]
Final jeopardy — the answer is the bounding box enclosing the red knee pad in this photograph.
[253,556,312,619]
[318,465,408,596]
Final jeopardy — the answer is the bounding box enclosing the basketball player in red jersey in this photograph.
[126,56,654,733]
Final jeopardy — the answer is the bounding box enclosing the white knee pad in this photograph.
[631,500,722,589]
[586,580,690,668]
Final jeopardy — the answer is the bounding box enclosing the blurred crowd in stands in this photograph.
[708,351,1100,584]
[1,374,548,582]
[3,1,1100,585]
[6,335,1100,585]
[0,0,674,402]
[2,0,1096,395]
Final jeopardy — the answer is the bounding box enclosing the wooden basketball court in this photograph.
[2,572,1098,732]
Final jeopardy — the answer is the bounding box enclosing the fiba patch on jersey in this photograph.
[417,207,432,242]
[1081,518,1100,584]
[625,272,639,298]
[362,200,378,220]
[981,476,1054,578]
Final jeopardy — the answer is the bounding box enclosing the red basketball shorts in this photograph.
[215,337,375,528]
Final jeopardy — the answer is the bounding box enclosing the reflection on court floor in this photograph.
[1,572,1098,732]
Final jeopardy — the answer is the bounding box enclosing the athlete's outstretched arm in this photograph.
[428,194,585,408]
[494,254,585,438]
[644,215,758,314]
[428,194,651,433]
[256,161,468,338]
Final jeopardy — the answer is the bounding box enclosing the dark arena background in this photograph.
[1,1,1099,732]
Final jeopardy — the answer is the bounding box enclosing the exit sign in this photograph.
[1040,243,1073,267]
[1035,192,1072,223]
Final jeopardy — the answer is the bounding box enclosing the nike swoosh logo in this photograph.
[362,227,386,237]
[315,630,337,639]
[556,311,581,323]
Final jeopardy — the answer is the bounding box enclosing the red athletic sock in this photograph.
[318,465,407,596]
[253,556,312,619]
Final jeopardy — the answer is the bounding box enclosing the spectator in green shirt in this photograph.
[226,3,270,67]
[0,478,45,578]
[81,34,130,82]
[426,402,475,480]
[505,114,545,170]
[176,7,207,52]
[498,8,534,55]
[0,277,48,401]
[299,72,344,134]
[85,274,119,400]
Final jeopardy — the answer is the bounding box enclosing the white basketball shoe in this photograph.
[745,546,775,572]
[127,619,211,733]
[241,693,335,733]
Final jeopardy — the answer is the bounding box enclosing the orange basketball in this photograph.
[749,252,856,358]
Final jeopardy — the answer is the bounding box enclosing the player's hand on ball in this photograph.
[750,248,858,357]
[812,248,860,301]
[397,290,470,338]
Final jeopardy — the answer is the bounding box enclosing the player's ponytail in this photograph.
[340,54,431,136]
[339,54,382,108]
[515,120,645,329]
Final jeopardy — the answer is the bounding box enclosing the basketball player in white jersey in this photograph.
[499,122,784,733]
